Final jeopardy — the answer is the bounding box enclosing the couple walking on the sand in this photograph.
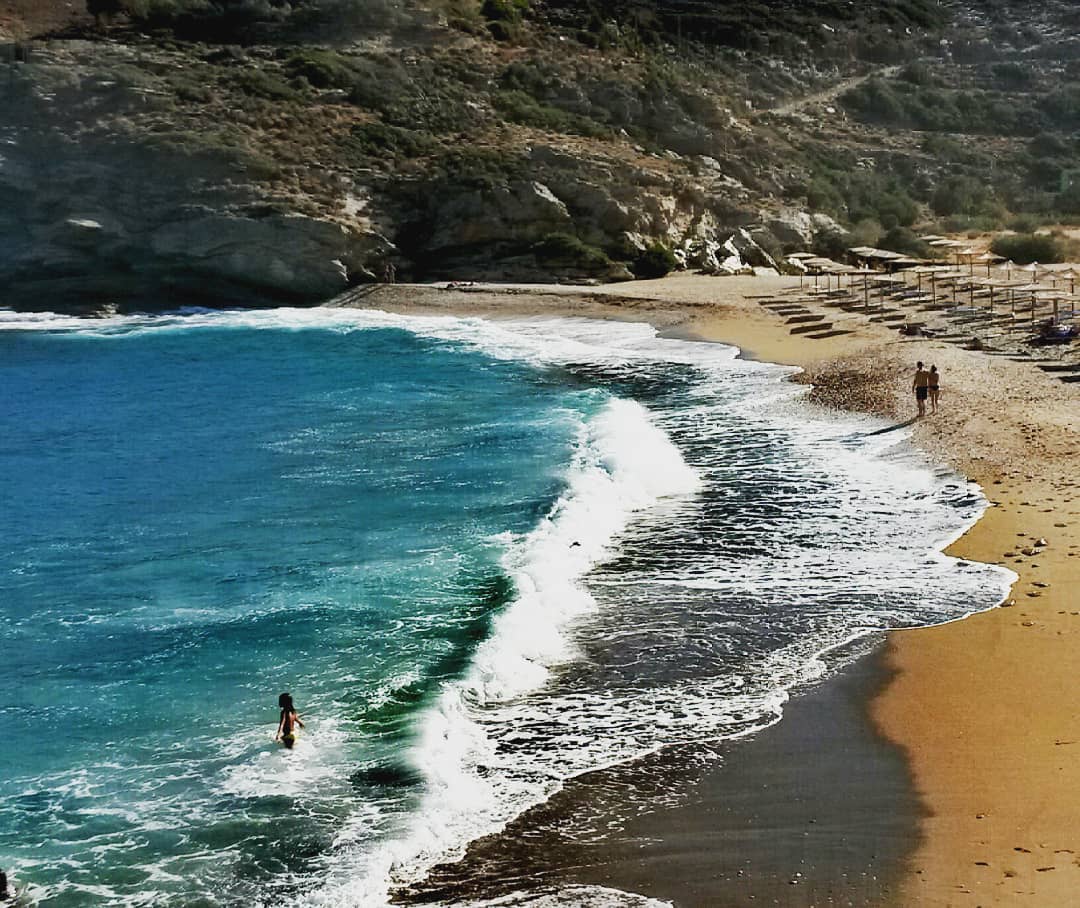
[912,361,940,417]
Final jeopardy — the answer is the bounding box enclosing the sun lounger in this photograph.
[806,329,856,340]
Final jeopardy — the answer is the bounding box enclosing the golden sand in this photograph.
[344,274,1080,905]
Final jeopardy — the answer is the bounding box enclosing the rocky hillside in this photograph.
[0,0,1077,311]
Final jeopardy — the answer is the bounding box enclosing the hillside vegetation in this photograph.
[1,0,1077,310]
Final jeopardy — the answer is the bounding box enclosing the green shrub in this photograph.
[344,122,436,161]
[165,70,215,104]
[990,62,1033,90]
[1028,157,1063,191]
[123,0,291,39]
[532,232,611,271]
[87,0,124,19]
[812,227,850,260]
[1006,214,1041,233]
[848,218,884,247]
[235,69,299,102]
[937,213,1006,234]
[921,134,965,159]
[989,233,1064,264]
[843,78,1044,136]
[805,177,844,215]
[898,62,935,86]
[481,0,527,39]
[802,163,919,229]
[493,90,608,138]
[631,243,677,279]
[1029,132,1070,158]
[481,0,527,21]
[1056,183,1080,216]
[878,226,928,257]
[285,50,361,90]
[427,147,527,191]
[931,176,992,217]
[1038,86,1080,130]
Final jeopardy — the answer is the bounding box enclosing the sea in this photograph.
[0,306,1013,907]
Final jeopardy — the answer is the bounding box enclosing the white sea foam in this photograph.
[297,309,1012,908]
[453,885,674,907]
[303,395,700,906]
[217,718,350,800]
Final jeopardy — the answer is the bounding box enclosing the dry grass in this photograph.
[0,0,88,38]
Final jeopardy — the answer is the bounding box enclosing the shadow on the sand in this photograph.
[861,417,919,437]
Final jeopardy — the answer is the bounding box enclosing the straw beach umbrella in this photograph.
[909,265,933,295]
[976,277,1001,313]
[1015,262,1040,282]
[1046,266,1078,293]
[870,273,905,311]
[956,247,980,273]
[974,251,1005,277]
[1012,283,1054,323]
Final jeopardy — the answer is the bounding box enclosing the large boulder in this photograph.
[708,228,780,274]
[767,208,816,246]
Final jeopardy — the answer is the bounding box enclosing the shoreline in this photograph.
[400,643,919,908]
[682,278,1080,905]
[342,275,1080,905]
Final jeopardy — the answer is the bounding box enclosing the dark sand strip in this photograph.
[398,646,918,907]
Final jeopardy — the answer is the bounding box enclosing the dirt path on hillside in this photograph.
[765,64,901,116]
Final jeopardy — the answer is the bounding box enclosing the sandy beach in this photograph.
[340,274,1079,905]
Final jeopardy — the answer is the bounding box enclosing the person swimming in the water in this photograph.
[275,693,305,749]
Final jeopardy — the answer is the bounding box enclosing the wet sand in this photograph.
[400,645,917,907]
[340,274,1080,906]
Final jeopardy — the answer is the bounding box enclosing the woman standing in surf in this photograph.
[275,693,305,749]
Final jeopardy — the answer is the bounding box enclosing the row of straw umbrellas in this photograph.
[786,241,1080,327]
[781,241,1080,357]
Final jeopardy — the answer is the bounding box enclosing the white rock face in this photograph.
[148,213,386,297]
[768,208,816,245]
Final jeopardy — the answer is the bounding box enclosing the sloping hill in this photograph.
[0,0,1076,311]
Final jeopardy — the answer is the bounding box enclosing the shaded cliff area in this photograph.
[0,0,1077,312]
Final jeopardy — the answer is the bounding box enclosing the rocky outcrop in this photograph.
[422,180,573,252]
[148,212,388,299]
[2,202,391,311]
[0,126,392,311]
[767,208,846,246]
[685,228,779,275]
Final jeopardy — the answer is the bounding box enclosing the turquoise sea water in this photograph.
[0,308,1012,907]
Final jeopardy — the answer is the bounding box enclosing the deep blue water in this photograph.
[0,308,1012,908]
[1,311,593,906]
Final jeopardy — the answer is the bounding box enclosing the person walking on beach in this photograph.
[275,692,305,749]
[928,364,940,414]
[912,361,930,417]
